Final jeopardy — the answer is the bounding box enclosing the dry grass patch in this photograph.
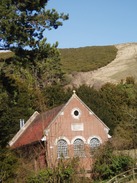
[0,51,14,60]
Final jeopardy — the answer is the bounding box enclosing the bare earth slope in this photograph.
[68,43,137,89]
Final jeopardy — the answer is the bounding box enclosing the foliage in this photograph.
[91,142,134,181]
[0,0,69,148]
[0,86,10,147]
[26,158,91,183]
[0,41,68,145]
[0,0,68,50]
[44,85,72,108]
[0,44,68,147]
[113,107,137,149]
[76,79,137,138]
[2,40,65,86]
[0,148,19,183]
[0,75,35,148]
[60,45,117,73]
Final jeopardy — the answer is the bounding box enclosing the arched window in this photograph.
[90,138,100,149]
[57,139,68,158]
[73,139,85,157]
[90,138,100,156]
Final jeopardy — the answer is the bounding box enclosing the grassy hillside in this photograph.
[0,46,118,75]
[60,45,117,73]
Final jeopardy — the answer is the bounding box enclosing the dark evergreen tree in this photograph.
[0,148,19,182]
[0,0,69,148]
[0,0,68,50]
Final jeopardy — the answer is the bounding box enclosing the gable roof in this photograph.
[9,104,64,148]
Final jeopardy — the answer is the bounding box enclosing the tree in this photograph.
[113,107,137,150]
[0,86,11,148]
[0,0,69,89]
[92,142,134,181]
[0,148,19,183]
[0,0,68,50]
[75,82,137,136]
[0,0,69,148]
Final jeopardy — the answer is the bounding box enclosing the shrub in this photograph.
[0,148,19,183]
[91,142,134,181]
[26,158,92,183]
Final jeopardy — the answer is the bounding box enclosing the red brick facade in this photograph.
[9,92,110,171]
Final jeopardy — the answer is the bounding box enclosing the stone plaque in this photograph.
[71,123,84,131]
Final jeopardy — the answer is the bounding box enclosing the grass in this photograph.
[60,45,118,73]
[0,46,118,75]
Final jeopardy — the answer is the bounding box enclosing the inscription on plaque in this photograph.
[71,123,84,131]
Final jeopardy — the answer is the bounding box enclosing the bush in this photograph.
[27,158,92,183]
[126,76,135,85]
[0,148,19,183]
[91,142,134,181]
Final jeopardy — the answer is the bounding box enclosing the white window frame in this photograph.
[88,136,102,156]
[71,108,81,119]
[57,139,68,158]
[73,138,85,157]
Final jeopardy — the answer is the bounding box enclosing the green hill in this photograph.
[0,46,117,75]
[60,45,117,73]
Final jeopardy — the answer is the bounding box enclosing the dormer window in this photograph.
[71,108,81,119]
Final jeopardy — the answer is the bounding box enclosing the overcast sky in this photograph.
[45,0,137,48]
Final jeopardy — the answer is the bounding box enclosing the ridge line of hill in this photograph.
[67,43,137,89]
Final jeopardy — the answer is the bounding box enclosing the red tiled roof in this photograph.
[12,104,64,148]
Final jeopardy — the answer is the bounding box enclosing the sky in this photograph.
[45,0,137,48]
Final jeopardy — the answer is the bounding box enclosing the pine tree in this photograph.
[0,0,69,147]
[0,0,68,50]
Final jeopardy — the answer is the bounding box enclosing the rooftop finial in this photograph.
[73,90,76,94]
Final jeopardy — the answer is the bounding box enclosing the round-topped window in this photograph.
[71,108,81,119]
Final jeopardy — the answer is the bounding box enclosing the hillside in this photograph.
[60,45,117,73]
[63,43,137,89]
[0,43,137,89]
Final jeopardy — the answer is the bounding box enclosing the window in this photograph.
[57,139,68,158]
[71,108,81,119]
[90,138,100,148]
[90,138,100,155]
[74,110,79,116]
[73,139,85,157]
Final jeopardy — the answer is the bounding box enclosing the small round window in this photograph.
[71,108,81,119]
[74,110,79,116]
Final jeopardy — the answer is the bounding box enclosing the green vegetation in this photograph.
[0,1,137,182]
[60,45,117,73]
[92,142,134,181]
[26,158,91,183]
[0,0,68,148]
[0,45,118,94]
[0,45,117,74]
[0,148,19,183]
[76,79,137,139]
[1,80,137,182]
[0,0,68,50]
